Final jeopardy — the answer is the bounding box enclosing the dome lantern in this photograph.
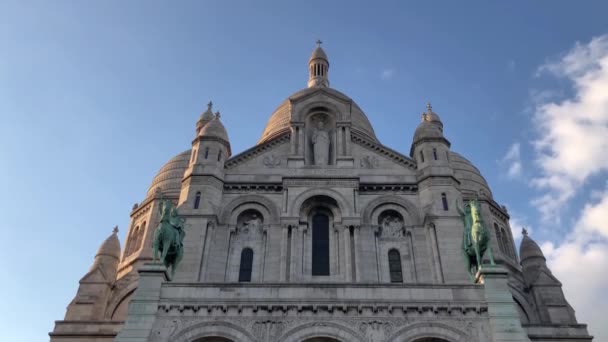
[307,40,330,88]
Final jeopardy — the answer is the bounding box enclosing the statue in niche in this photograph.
[240,213,263,239]
[311,120,330,165]
[381,215,404,237]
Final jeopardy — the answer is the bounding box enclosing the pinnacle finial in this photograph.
[316,39,322,47]
[522,227,528,237]
[215,111,221,119]
[426,102,433,112]
[113,225,119,234]
[207,101,213,110]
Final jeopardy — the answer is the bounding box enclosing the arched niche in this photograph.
[172,321,256,342]
[299,195,342,223]
[219,194,280,225]
[387,322,468,342]
[236,209,264,230]
[291,188,351,219]
[277,321,363,342]
[305,110,336,166]
[362,195,421,226]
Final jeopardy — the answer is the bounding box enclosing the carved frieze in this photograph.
[360,155,380,168]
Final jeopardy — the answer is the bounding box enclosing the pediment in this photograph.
[352,133,417,171]
[225,133,291,172]
[532,268,562,286]
[80,265,110,284]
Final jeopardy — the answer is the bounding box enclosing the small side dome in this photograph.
[310,45,329,62]
[519,229,546,263]
[199,101,215,123]
[199,112,229,142]
[196,101,215,135]
[412,103,444,143]
[95,226,121,259]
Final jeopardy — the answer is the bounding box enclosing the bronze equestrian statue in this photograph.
[457,199,495,280]
[152,197,185,279]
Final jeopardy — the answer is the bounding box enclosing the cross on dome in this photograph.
[316,39,323,47]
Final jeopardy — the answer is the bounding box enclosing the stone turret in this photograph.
[519,229,579,324]
[307,40,330,88]
[180,109,231,212]
[196,101,215,135]
[63,227,121,321]
[410,103,451,166]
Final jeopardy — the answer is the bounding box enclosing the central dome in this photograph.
[258,42,378,145]
[258,87,378,144]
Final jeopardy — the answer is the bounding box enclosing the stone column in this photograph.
[280,225,288,281]
[345,126,352,155]
[290,126,297,154]
[336,125,344,157]
[354,225,361,282]
[343,225,352,281]
[115,263,168,342]
[476,266,531,342]
[298,125,305,157]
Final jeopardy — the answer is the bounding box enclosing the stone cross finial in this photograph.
[113,225,119,234]
[207,101,213,110]
[426,102,433,112]
[522,227,528,236]
[316,39,323,47]
[215,111,221,119]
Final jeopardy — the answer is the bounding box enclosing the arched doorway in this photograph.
[194,337,234,342]
[411,338,450,342]
[302,338,341,342]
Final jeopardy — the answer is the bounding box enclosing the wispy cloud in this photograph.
[381,68,395,80]
[500,142,523,179]
[530,34,608,222]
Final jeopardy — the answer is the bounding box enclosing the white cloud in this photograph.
[381,68,394,80]
[539,187,608,342]
[500,142,523,179]
[531,34,608,221]
[507,212,529,241]
[528,34,608,341]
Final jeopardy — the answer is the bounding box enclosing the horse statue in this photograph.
[152,197,185,279]
[457,199,495,280]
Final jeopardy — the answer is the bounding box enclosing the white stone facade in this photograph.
[50,44,593,342]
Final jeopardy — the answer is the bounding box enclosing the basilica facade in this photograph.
[50,43,593,342]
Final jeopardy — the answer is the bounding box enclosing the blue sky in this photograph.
[1,1,607,341]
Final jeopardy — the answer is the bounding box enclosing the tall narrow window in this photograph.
[312,213,330,276]
[194,192,201,209]
[501,228,512,259]
[191,149,196,163]
[419,150,425,163]
[204,147,209,159]
[494,223,505,254]
[239,248,253,282]
[217,150,222,162]
[441,193,449,211]
[388,249,403,283]
[433,147,438,160]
